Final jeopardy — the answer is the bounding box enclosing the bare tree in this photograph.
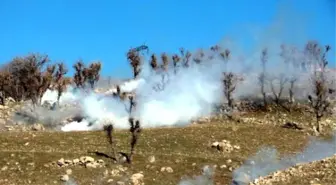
[223,72,240,109]
[269,73,288,104]
[105,87,140,164]
[53,63,68,105]
[306,42,333,133]
[73,60,87,89]
[104,124,118,162]
[172,54,180,74]
[210,45,221,60]
[193,49,205,64]
[127,50,142,79]
[152,53,170,92]
[179,48,191,68]
[258,48,268,109]
[280,44,299,104]
[87,62,102,89]
[127,117,141,164]
[218,48,239,109]
[161,53,169,71]
[288,77,297,103]
[150,54,159,72]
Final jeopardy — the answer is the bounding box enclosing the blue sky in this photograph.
[0,0,334,78]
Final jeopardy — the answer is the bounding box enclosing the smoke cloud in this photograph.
[178,165,214,185]
[232,132,336,185]
[20,1,332,132]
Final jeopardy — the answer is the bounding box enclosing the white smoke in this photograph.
[43,52,228,131]
[41,86,80,105]
[37,1,334,132]
[178,165,214,185]
[231,132,336,185]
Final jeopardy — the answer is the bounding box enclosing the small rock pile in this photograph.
[160,166,174,173]
[211,140,240,153]
[51,156,105,168]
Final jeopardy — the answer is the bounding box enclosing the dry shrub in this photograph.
[127,50,142,79]
[73,60,101,89]
[0,53,54,105]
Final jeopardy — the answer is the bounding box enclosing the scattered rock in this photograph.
[53,157,104,168]
[147,155,155,163]
[211,140,239,153]
[1,166,8,171]
[73,158,80,165]
[60,174,69,182]
[80,156,95,163]
[220,164,227,169]
[161,166,173,173]
[66,169,72,175]
[107,179,114,183]
[31,123,45,131]
[0,105,8,110]
[85,162,97,168]
[130,173,144,185]
[57,158,65,166]
[111,169,120,176]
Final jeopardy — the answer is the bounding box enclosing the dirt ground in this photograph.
[0,111,335,185]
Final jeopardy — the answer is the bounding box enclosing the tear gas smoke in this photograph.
[178,165,214,185]
[41,43,331,132]
[39,42,332,131]
[35,2,334,132]
[232,132,336,185]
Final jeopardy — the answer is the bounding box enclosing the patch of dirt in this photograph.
[0,121,324,185]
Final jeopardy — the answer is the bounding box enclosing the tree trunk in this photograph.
[316,116,322,133]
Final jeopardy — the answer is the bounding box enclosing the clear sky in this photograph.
[0,0,335,78]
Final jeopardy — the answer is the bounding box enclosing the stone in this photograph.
[66,169,72,175]
[147,155,155,163]
[31,123,45,131]
[57,158,65,166]
[130,173,144,185]
[60,175,69,182]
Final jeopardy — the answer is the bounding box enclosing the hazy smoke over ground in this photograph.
[24,1,333,132]
[232,132,336,185]
[178,165,214,185]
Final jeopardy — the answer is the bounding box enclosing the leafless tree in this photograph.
[180,48,191,68]
[127,117,141,164]
[193,49,205,64]
[150,54,159,72]
[306,42,333,133]
[127,50,142,79]
[73,60,87,88]
[223,72,240,109]
[258,48,268,109]
[104,124,118,162]
[53,63,68,105]
[87,62,102,89]
[269,73,288,104]
[172,54,180,74]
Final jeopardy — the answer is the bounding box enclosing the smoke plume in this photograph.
[178,165,215,185]
[30,1,333,132]
[232,132,336,185]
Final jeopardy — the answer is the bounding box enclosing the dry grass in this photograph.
[0,118,329,185]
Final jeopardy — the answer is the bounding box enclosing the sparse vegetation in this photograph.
[306,42,333,133]
[0,40,335,185]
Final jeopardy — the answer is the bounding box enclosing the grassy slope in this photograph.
[2,119,330,185]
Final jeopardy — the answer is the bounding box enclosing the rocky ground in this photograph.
[251,154,336,185]
[0,98,335,185]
